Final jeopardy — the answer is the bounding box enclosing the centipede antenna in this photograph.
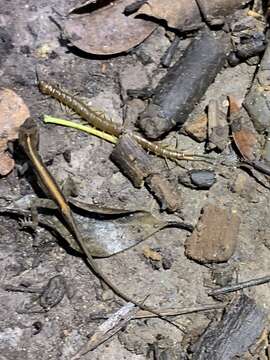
[34,65,41,86]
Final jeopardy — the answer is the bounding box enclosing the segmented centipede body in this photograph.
[39,81,122,137]
[39,80,213,162]
[131,134,191,160]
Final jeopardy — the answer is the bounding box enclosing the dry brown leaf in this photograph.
[0,88,30,175]
[137,0,202,31]
[65,0,157,55]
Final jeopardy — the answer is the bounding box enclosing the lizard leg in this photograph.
[19,198,57,231]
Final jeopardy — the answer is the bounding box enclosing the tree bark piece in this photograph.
[111,134,182,212]
[207,97,229,151]
[145,174,181,212]
[191,295,266,360]
[137,29,229,139]
[185,204,240,263]
[110,133,153,188]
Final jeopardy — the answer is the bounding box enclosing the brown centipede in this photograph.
[39,80,215,162]
[39,80,122,137]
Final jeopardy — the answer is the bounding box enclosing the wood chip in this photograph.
[207,97,229,151]
[185,204,240,263]
[146,174,181,213]
[71,302,138,359]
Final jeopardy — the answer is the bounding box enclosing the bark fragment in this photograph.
[145,174,181,212]
[191,295,266,360]
[185,204,240,263]
[138,30,229,139]
[207,97,229,151]
[110,133,153,188]
[111,133,181,212]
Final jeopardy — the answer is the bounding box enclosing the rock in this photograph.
[231,172,257,201]
[183,114,208,142]
[119,63,150,100]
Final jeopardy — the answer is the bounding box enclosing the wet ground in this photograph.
[0,1,270,359]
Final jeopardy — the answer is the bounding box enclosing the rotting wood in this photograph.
[191,295,266,360]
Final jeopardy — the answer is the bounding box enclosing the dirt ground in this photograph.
[1,1,270,359]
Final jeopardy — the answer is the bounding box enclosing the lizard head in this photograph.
[19,117,40,152]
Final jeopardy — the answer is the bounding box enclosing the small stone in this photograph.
[231,172,256,201]
[189,170,216,189]
[183,114,207,142]
[124,99,146,128]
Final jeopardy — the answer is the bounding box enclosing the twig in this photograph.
[70,302,139,359]
[208,275,270,296]
[91,303,226,320]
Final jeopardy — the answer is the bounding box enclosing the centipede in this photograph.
[39,80,122,137]
[39,80,214,162]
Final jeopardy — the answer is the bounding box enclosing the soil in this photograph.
[0,1,270,359]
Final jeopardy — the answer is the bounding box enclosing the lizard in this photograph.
[18,117,181,328]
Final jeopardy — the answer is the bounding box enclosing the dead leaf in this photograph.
[0,196,193,257]
[65,0,157,55]
[137,0,202,31]
[0,88,30,175]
